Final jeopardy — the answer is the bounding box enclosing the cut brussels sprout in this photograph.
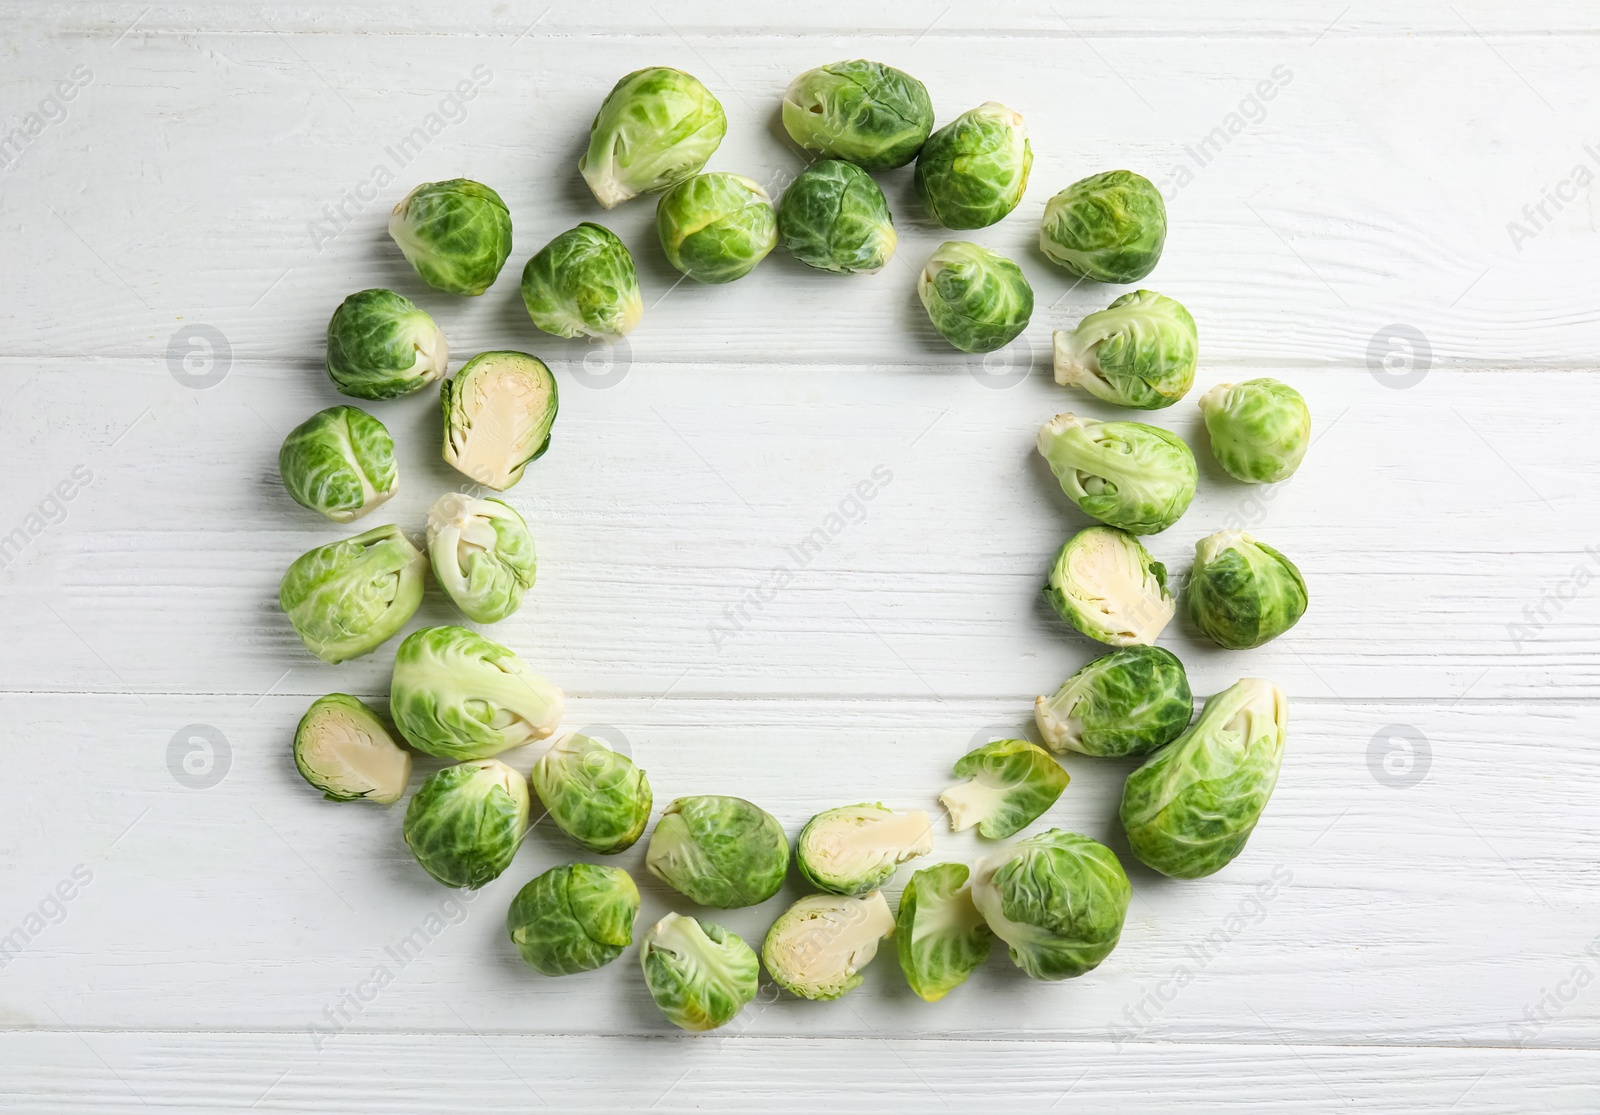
[402,759,530,889]
[895,862,994,1003]
[530,733,652,854]
[425,494,537,624]
[645,796,789,908]
[292,693,412,803]
[780,60,934,171]
[1187,531,1308,650]
[580,67,727,209]
[388,179,513,297]
[1036,412,1197,534]
[914,102,1032,230]
[507,863,640,976]
[1053,290,1197,410]
[762,891,895,1001]
[939,738,1068,840]
[1121,678,1288,879]
[520,223,642,342]
[279,523,426,664]
[639,913,759,1031]
[1044,526,1175,647]
[440,351,559,491]
[1200,378,1311,484]
[778,160,897,275]
[389,626,564,760]
[917,241,1034,354]
[1035,646,1192,758]
[656,173,778,284]
[795,803,932,895]
[1039,170,1167,283]
[278,405,398,524]
[325,289,448,401]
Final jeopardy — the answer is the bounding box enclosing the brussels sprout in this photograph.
[278,405,398,524]
[970,829,1130,981]
[1200,379,1312,484]
[914,102,1032,230]
[778,161,897,275]
[292,694,412,803]
[440,351,559,491]
[389,626,564,760]
[939,738,1068,840]
[1035,646,1192,758]
[655,173,778,284]
[507,863,640,976]
[1036,412,1197,534]
[520,223,642,342]
[780,60,934,171]
[388,179,513,297]
[917,241,1034,355]
[580,67,727,209]
[1121,678,1288,879]
[639,913,759,1031]
[278,523,426,664]
[1039,170,1167,283]
[425,493,537,624]
[646,796,789,908]
[530,733,652,854]
[1044,526,1175,647]
[1187,531,1308,650]
[894,862,994,1003]
[402,758,530,888]
[1053,290,1197,410]
[325,289,448,401]
[795,803,932,895]
[762,891,895,1001]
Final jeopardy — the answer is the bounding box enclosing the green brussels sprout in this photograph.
[278,523,426,664]
[278,405,398,524]
[1053,290,1197,409]
[506,863,640,976]
[1121,678,1288,879]
[655,173,778,284]
[778,161,897,275]
[1039,170,1167,283]
[970,829,1130,981]
[325,289,448,401]
[646,796,788,908]
[1199,378,1312,484]
[388,626,564,760]
[425,493,537,624]
[795,803,932,895]
[292,693,412,803]
[1044,526,1175,647]
[1035,646,1192,758]
[1187,531,1308,650]
[895,862,994,1003]
[780,60,934,171]
[939,738,1068,840]
[762,891,895,1001]
[917,241,1034,354]
[388,179,514,296]
[639,913,759,1031]
[519,223,642,342]
[530,733,652,854]
[440,351,558,491]
[580,67,727,209]
[1036,412,1197,534]
[914,102,1032,230]
[402,758,530,888]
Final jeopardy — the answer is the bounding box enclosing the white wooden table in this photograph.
[4,3,1598,1110]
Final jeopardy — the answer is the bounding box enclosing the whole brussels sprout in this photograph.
[795,803,932,895]
[1044,526,1174,647]
[894,863,994,1003]
[425,493,537,624]
[530,733,652,854]
[1035,646,1192,758]
[402,758,530,888]
[278,405,397,523]
[1053,290,1197,409]
[646,796,789,908]
[655,173,778,284]
[1121,678,1287,879]
[1039,170,1167,283]
[579,67,727,209]
[388,179,513,296]
[388,626,564,760]
[278,523,426,664]
[917,241,1034,354]
[519,223,642,342]
[1036,412,1197,534]
[762,891,895,1001]
[1187,531,1308,649]
[970,829,1130,981]
[778,160,897,275]
[639,913,759,1031]
[292,693,412,803]
[440,351,558,491]
[939,738,1068,840]
[780,60,934,171]
[914,102,1032,230]
[1200,378,1311,484]
[325,289,448,401]
[507,863,639,976]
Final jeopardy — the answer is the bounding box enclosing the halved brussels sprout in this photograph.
[656,173,778,284]
[1035,646,1192,757]
[914,102,1032,230]
[1121,678,1288,878]
[278,405,397,523]
[1199,378,1311,484]
[1036,412,1197,534]
[917,241,1034,354]
[1187,531,1308,650]
[520,223,642,342]
[579,67,727,209]
[895,862,994,1003]
[970,829,1130,981]
[1053,290,1197,410]
[440,351,559,491]
[325,289,448,401]
[278,523,426,664]
[388,179,513,296]
[425,493,537,624]
[939,738,1068,839]
[778,160,897,274]
[1044,526,1175,647]
[1039,170,1167,283]
[639,913,759,1031]
[507,863,640,976]
[762,891,895,1001]
[402,758,530,888]
[292,693,412,803]
[780,60,934,171]
[795,803,932,895]
[530,733,652,854]
[645,796,789,908]
[388,625,564,760]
